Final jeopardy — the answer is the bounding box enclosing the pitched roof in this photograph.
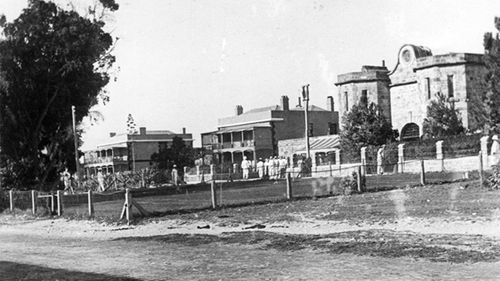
[242,104,327,115]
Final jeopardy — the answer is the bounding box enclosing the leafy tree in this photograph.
[479,17,500,134]
[422,92,465,138]
[340,101,398,157]
[151,137,195,173]
[0,0,118,189]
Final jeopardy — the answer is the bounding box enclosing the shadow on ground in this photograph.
[0,261,141,281]
[117,230,500,264]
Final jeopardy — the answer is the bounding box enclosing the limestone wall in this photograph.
[465,64,488,131]
[337,80,390,125]
[390,82,424,134]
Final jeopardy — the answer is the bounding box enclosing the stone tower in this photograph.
[335,63,391,128]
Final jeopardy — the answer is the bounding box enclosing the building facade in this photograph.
[83,127,193,175]
[278,134,340,167]
[336,44,487,140]
[201,95,339,164]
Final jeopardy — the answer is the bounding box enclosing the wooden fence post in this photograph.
[31,190,37,215]
[88,190,94,217]
[286,172,292,199]
[126,189,131,224]
[420,159,426,186]
[57,190,63,216]
[50,193,55,213]
[210,180,217,209]
[356,166,363,193]
[479,152,484,187]
[9,190,13,212]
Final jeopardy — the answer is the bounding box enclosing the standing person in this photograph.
[268,157,275,180]
[264,158,270,179]
[377,145,385,175]
[72,172,79,193]
[297,157,304,178]
[279,157,288,179]
[97,168,105,192]
[491,135,500,165]
[256,158,265,179]
[61,168,72,193]
[272,156,279,180]
[171,165,179,187]
[241,156,250,180]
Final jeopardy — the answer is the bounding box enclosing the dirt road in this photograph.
[1,181,500,280]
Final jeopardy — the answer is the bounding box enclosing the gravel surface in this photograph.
[1,180,500,280]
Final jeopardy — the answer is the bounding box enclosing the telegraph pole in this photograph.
[71,106,80,183]
[302,84,311,159]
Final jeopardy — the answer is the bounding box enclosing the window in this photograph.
[447,75,454,98]
[401,123,420,141]
[344,92,349,111]
[425,77,431,99]
[308,123,314,137]
[158,142,168,151]
[328,123,338,135]
[360,90,368,106]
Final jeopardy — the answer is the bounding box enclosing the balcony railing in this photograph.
[205,140,255,150]
[84,155,128,165]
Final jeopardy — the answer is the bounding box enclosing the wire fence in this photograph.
[2,158,483,223]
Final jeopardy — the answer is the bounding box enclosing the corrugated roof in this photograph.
[291,105,328,112]
[243,104,327,114]
[309,135,340,150]
[216,125,272,133]
[244,106,280,114]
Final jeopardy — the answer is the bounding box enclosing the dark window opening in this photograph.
[425,77,431,99]
[447,75,454,98]
[360,90,368,106]
[158,142,168,151]
[344,92,349,111]
[401,123,420,141]
[328,123,338,135]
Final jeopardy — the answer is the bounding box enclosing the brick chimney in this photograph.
[235,105,243,116]
[182,127,186,134]
[296,97,302,108]
[326,96,335,112]
[109,132,116,138]
[281,95,289,111]
[139,127,146,135]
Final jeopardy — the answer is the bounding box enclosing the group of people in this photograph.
[254,156,288,180]
[60,165,183,193]
[61,167,106,193]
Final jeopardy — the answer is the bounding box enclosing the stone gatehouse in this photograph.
[335,44,487,140]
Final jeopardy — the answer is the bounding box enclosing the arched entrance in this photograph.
[401,123,420,141]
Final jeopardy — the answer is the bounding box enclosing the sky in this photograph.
[2,0,500,149]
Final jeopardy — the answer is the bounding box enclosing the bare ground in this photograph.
[1,180,500,280]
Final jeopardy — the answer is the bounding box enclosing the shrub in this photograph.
[442,134,482,158]
[486,165,500,189]
[340,171,364,195]
[0,191,8,212]
[404,138,437,160]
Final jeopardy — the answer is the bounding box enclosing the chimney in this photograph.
[297,97,302,108]
[382,60,385,67]
[139,127,146,135]
[280,95,289,111]
[182,127,186,134]
[235,105,243,116]
[109,132,116,138]
[326,96,335,112]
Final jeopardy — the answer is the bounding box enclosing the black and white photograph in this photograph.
[1,0,500,280]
